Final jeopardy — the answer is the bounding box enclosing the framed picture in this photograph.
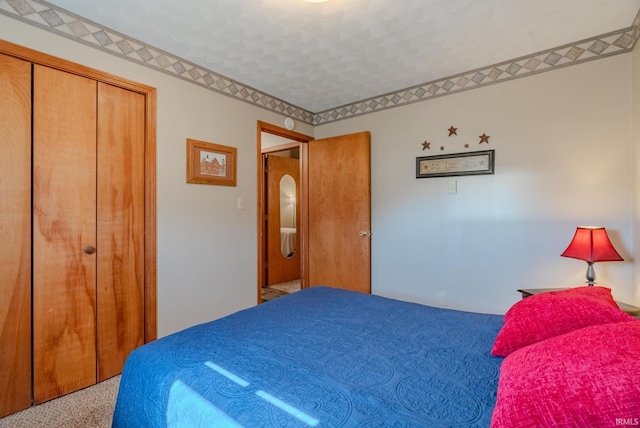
[416,150,495,178]
[187,138,237,186]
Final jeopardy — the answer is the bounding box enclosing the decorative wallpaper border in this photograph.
[1,0,639,126]
[0,0,315,124]
[314,27,638,124]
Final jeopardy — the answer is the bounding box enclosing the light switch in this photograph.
[237,197,244,210]
[447,180,457,194]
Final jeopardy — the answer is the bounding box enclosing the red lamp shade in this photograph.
[561,227,623,263]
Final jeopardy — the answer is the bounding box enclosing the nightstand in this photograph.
[517,288,640,319]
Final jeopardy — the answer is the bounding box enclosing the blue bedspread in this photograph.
[113,286,504,427]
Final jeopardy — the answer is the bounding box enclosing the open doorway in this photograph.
[257,123,372,303]
[257,121,312,304]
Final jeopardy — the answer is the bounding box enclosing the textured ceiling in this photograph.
[45,0,640,113]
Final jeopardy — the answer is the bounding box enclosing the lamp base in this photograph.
[585,262,595,286]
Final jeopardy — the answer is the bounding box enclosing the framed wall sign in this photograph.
[416,150,494,178]
[187,138,237,186]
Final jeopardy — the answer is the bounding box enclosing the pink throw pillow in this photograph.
[491,321,640,428]
[491,286,634,357]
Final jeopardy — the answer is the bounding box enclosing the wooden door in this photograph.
[0,53,32,417]
[96,82,145,381]
[0,40,156,416]
[33,65,98,403]
[307,132,371,293]
[266,154,300,286]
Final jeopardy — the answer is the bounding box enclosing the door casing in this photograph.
[257,121,312,303]
[257,123,372,301]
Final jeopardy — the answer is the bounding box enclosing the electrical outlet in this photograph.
[447,180,457,194]
[438,291,447,306]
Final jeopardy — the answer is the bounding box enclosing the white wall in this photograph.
[0,15,313,337]
[316,54,636,313]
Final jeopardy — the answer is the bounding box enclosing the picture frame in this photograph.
[416,150,495,179]
[186,138,237,186]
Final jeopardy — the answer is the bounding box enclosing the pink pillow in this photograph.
[491,321,640,428]
[491,286,635,356]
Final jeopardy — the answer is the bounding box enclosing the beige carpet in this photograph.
[0,375,120,428]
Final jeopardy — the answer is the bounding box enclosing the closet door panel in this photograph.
[0,53,32,417]
[96,82,145,381]
[33,64,98,403]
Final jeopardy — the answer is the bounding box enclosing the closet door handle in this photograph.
[83,246,96,255]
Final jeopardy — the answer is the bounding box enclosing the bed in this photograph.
[113,286,503,427]
[113,285,640,428]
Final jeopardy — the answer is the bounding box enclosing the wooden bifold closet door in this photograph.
[0,52,32,419]
[0,42,153,417]
[32,65,145,403]
[95,81,145,383]
[33,63,99,403]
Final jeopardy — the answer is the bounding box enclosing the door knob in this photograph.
[83,246,96,254]
[359,231,371,237]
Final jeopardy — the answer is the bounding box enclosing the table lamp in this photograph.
[561,226,623,286]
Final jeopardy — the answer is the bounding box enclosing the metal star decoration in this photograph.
[479,133,490,144]
[448,126,457,136]
[464,144,469,149]
[422,140,431,150]
[440,146,445,151]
